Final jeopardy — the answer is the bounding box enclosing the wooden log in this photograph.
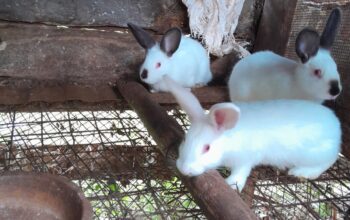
[0,0,187,32]
[115,80,257,220]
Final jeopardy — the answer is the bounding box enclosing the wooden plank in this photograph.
[253,0,298,54]
[0,22,233,108]
[0,0,262,36]
[0,22,144,84]
[150,86,229,106]
[0,84,120,105]
[115,79,257,220]
[0,83,228,110]
[0,0,187,32]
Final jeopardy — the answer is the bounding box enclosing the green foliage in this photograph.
[319,202,332,218]
[81,177,199,218]
[108,183,119,192]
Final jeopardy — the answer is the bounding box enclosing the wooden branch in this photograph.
[115,80,257,220]
[0,0,187,32]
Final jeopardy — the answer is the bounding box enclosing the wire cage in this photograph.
[0,103,349,220]
[0,105,203,220]
[252,158,350,219]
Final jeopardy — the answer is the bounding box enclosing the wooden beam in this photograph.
[0,22,144,84]
[0,0,187,32]
[253,0,298,54]
[115,80,257,220]
[0,83,228,111]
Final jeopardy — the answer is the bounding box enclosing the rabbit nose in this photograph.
[141,69,148,79]
[329,80,340,96]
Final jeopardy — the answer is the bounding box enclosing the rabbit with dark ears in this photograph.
[229,8,342,103]
[159,75,341,191]
[128,23,212,92]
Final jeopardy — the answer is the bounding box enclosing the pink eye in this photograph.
[202,144,210,154]
[155,62,161,68]
[313,69,322,78]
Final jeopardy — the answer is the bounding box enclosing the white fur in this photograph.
[162,76,341,191]
[142,36,212,92]
[228,49,341,103]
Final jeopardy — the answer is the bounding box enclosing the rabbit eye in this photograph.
[202,144,210,154]
[155,62,161,68]
[313,69,322,78]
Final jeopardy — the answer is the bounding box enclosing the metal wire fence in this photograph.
[0,108,203,220]
[0,105,349,219]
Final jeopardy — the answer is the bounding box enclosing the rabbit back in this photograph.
[221,100,341,170]
[228,51,303,102]
[169,36,212,87]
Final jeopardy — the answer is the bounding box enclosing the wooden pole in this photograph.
[115,80,257,220]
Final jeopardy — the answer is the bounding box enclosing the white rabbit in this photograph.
[160,75,341,191]
[127,23,212,92]
[229,8,342,103]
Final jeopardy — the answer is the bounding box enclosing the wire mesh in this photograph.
[252,157,350,220]
[0,108,203,220]
[0,106,349,220]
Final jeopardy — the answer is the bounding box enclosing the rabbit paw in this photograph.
[149,88,158,93]
[225,175,247,192]
[225,166,252,192]
[193,83,205,88]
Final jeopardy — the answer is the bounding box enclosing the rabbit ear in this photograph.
[162,76,204,122]
[209,103,240,131]
[320,8,341,49]
[295,29,320,63]
[127,23,156,49]
[160,28,182,57]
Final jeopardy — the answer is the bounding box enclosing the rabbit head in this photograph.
[177,103,240,176]
[295,8,342,100]
[159,75,240,176]
[128,23,182,85]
